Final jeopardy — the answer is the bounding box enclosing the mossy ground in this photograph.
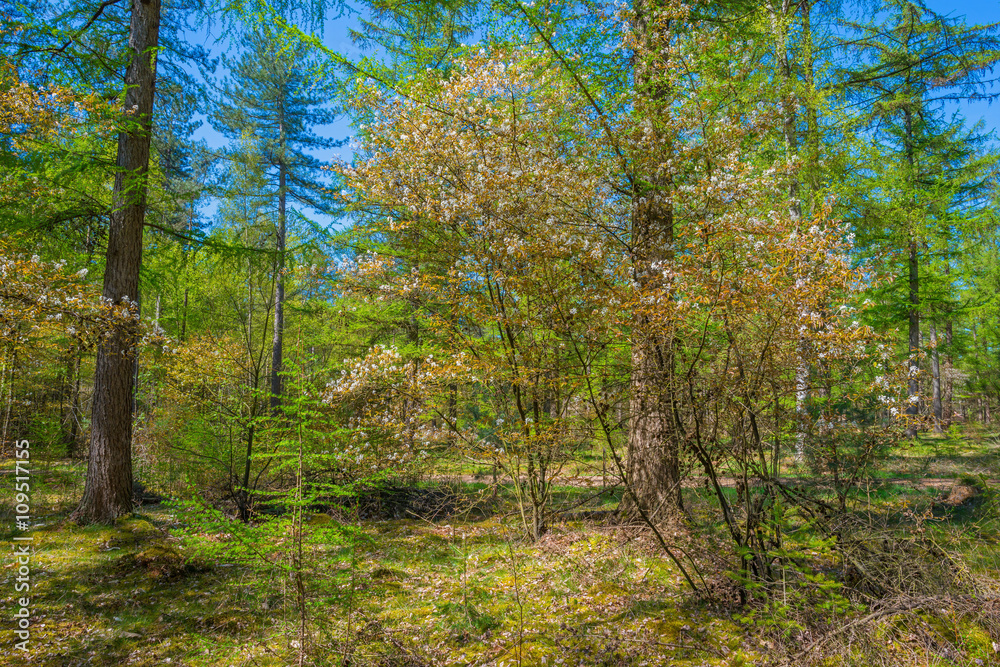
[0,430,997,666]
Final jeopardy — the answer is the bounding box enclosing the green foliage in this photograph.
[735,533,859,637]
[6,1,1000,663]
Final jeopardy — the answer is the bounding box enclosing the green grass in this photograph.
[2,428,999,666]
[0,482,745,665]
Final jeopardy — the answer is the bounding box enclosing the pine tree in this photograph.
[212,23,341,416]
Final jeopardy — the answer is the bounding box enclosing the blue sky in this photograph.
[182,1,1000,226]
[181,8,362,225]
[925,0,1000,131]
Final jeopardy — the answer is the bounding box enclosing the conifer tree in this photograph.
[844,0,1000,434]
[213,24,340,415]
[75,0,161,523]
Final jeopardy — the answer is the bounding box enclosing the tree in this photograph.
[616,0,772,523]
[336,48,620,539]
[75,0,161,523]
[213,23,340,416]
[844,0,1000,436]
[614,0,686,524]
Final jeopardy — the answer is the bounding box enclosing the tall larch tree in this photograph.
[75,0,161,523]
[619,0,685,524]
[844,0,1000,436]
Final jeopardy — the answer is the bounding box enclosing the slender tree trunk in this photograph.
[61,342,82,456]
[404,314,420,448]
[944,319,954,426]
[270,113,287,415]
[930,320,942,432]
[768,0,810,461]
[972,324,983,423]
[802,1,819,209]
[942,260,953,427]
[905,238,920,437]
[132,295,141,417]
[180,211,194,342]
[0,343,14,449]
[447,383,458,444]
[180,287,189,341]
[75,0,160,523]
[239,421,256,523]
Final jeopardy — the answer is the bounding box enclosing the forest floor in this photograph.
[1,429,998,666]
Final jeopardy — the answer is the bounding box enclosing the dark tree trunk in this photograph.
[269,114,287,416]
[904,108,920,438]
[60,341,82,456]
[624,324,683,523]
[75,0,160,523]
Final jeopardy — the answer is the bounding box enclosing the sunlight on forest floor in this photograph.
[1,431,998,666]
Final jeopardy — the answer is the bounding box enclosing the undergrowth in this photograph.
[0,431,997,666]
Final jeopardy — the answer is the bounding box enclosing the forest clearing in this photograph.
[4,0,1000,665]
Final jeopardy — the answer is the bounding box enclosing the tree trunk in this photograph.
[180,287,189,341]
[942,261,953,427]
[624,327,683,523]
[930,320,942,432]
[447,382,458,444]
[802,1,819,208]
[1,343,14,448]
[905,238,920,437]
[768,0,809,461]
[239,421,256,523]
[904,107,920,438]
[61,341,82,456]
[620,0,684,525]
[944,319,953,426]
[269,115,287,416]
[180,211,194,342]
[75,0,160,523]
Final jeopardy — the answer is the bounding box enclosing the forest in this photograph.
[2,0,1000,664]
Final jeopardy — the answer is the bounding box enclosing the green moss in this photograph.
[13,432,1000,666]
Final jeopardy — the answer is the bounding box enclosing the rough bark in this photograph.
[75,0,160,523]
[624,322,683,523]
[620,0,683,525]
